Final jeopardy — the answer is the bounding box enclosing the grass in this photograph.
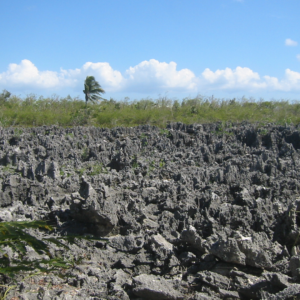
[0,93,299,128]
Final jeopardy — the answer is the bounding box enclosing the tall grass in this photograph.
[0,92,299,128]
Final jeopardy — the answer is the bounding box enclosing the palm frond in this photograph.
[83,76,105,106]
[0,220,108,280]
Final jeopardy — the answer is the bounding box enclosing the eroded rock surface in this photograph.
[0,122,300,299]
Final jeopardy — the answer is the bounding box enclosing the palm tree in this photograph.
[83,76,105,106]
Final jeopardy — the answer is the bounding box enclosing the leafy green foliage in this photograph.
[0,94,299,127]
[0,221,108,281]
[88,163,106,175]
[0,221,71,280]
[81,147,89,160]
[159,159,165,168]
[0,221,53,256]
[83,76,105,106]
[0,90,11,106]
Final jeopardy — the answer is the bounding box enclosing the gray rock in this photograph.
[290,255,300,279]
[149,233,174,259]
[1,123,300,299]
[110,235,144,253]
[132,274,184,300]
[70,177,118,235]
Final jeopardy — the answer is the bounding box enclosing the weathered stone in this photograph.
[132,274,184,300]
[0,123,300,299]
[110,235,144,253]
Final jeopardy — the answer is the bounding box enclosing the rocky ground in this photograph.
[0,122,300,299]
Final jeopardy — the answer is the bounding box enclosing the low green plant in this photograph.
[0,283,17,300]
[159,159,165,168]
[2,165,16,174]
[81,147,89,160]
[0,94,300,127]
[75,168,86,177]
[147,161,155,175]
[65,133,74,138]
[132,155,138,169]
[0,220,108,298]
[259,129,268,135]
[213,129,234,136]
[140,134,148,146]
[88,163,105,175]
[0,221,70,278]
[13,128,23,138]
[159,129,168,135]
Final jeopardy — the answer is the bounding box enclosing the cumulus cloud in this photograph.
[201,67,266,91]
[82,62,123,90]
[0,59,67,89]
[0,60,123,93]
[264,69,300,91]
[125,59,197,93]
[285,38,298,46]
[1,59,300,97]
[0,59,196,94]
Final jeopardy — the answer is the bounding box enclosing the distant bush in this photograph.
[0,92,299,127]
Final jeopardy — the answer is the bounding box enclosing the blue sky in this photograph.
[1,0,300,101]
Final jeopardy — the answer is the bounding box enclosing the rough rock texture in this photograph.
[0,122,300,299]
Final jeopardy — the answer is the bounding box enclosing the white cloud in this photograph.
[82,62,123,90]
[264,69,300,91]
[297,54,300,61]
[1,59,300,97]
[201,67,266,91]
[285,38,298,46]
[0,59,64,89]
[125,59,197,93]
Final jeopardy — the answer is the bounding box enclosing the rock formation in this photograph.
[0,122,300,299]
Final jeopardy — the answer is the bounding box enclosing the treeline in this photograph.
[0,90,300,127]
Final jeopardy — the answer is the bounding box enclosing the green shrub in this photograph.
[0,94,299,127]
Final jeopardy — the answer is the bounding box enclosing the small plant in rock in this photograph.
[259,129,268,135]
[159,159,165,168]
[139,134,148,147]
[1,165,16,174]
[75,168,86,177]
[81,147,89,161]
[131,155,139,169]
[159,129,168,135]
[147,161,155,175]
[13,128,23,138]
[65,133,74,138]
[88,163,105,175]
[159,129,172,138]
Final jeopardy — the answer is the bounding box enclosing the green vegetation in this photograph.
[83,76,105,107]
[65,132,74,138]
[0,220,108,297]
[81,147,90,160]
[88,163,107,175]
[159,129,171,137]
[159,159,165,168]
[75,163,107,177]
[0,92,299,128]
